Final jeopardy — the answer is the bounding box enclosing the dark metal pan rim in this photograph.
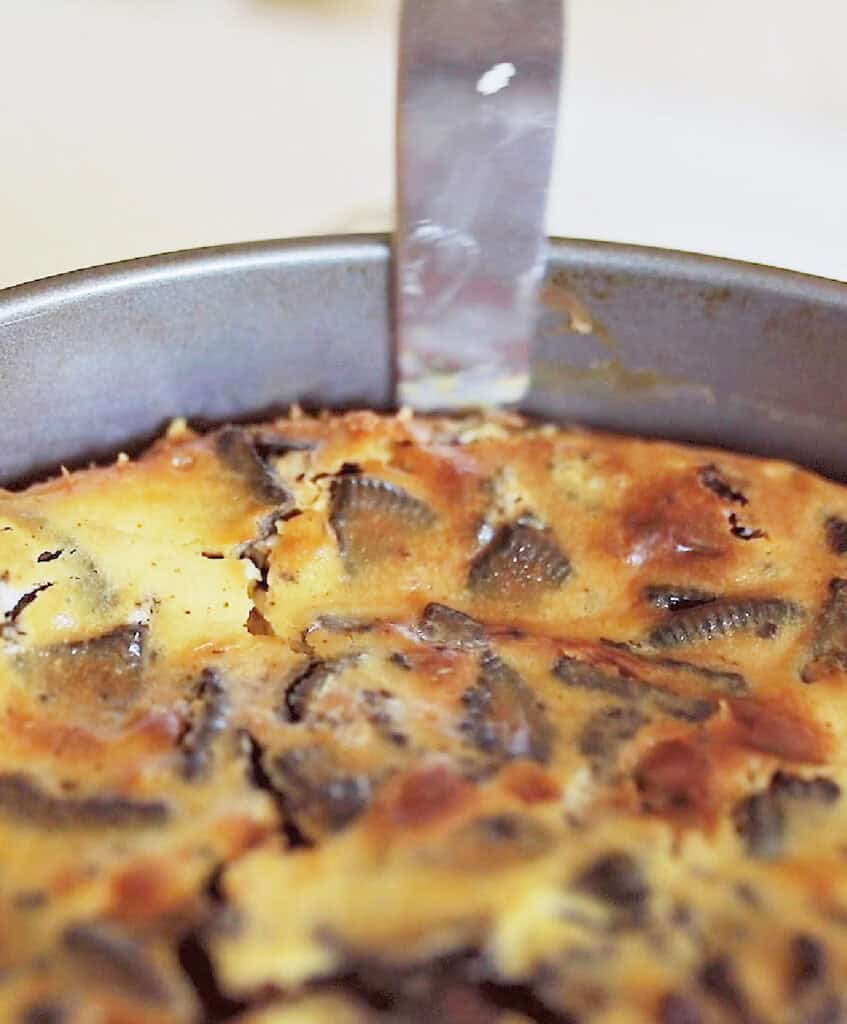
[2,235,844,324]
[1,234,845,489]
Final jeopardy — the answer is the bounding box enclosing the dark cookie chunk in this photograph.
[791,933,828,991]
[554,656,715,724]
[469,520,570,594]
[270,747,371,838]
[24,624,148,710]
[699,464,748,505]
[460,654,553,764]
[579,705,647,767]
[575,851,649,922]
[419,603,487,650]
[649,597,801,648]
[216,426,294,507]
[3,581,53,629]
[0,773,169,829]
[802,578,847,682]
[659,994,704,1024]
[553,657,639,700]
[64,922,170,1004]
[734,772,840,858]
[698,956,751,1020]
[330,475,436,572]
[281,657,359,724]
[825,516,847,556]
[180,668,230,781]
[728,513,766,541]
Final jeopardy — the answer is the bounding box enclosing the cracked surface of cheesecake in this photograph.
[2,409,847,1022]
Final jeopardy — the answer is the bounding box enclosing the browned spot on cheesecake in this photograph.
[635,740,711,818]
[729,699,829,764]
[376,763,474,831]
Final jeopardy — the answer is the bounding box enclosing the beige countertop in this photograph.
[1,0,845,289]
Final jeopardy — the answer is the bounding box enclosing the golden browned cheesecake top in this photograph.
[1,409,847,1023]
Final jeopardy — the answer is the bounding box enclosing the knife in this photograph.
[395,0,564,410]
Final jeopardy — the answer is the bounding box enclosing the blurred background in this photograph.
[1,0,845,289]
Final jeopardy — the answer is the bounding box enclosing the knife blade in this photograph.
[395,0,564,410]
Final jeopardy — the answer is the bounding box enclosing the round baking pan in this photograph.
[0,236,845,486]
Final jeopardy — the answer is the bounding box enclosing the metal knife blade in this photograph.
[396,0,564,410]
